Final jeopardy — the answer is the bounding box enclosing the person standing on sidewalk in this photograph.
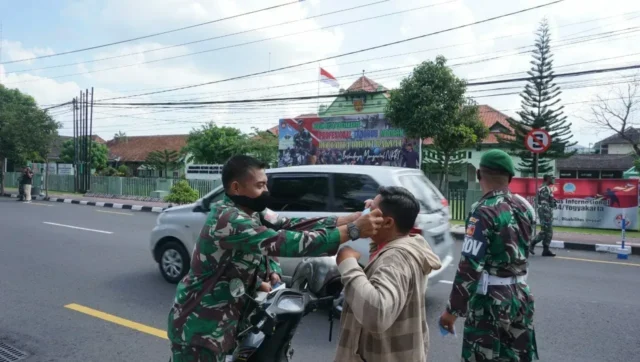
[440,150,539,362]
[530,175,557,257]
[20,167,33,202]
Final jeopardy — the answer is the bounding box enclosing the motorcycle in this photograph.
[226,256,343,362]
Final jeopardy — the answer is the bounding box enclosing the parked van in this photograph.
[150,165,455,292]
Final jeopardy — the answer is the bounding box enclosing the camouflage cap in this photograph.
[479,149,515,176]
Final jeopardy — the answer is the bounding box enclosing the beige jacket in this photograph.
[334,235,442,362]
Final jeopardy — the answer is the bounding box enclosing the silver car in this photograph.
[150,165,455,292]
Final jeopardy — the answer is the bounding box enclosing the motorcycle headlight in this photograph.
[276,296,304,312]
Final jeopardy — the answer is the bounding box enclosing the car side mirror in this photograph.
[193,201,207,213]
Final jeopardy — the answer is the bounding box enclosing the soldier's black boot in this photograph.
[529,243,536,255]
[542,248,556,257]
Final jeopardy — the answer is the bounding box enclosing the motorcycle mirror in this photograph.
[229,278,245,298]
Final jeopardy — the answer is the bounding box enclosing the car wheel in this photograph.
[158,241,190,284]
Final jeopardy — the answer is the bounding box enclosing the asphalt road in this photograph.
[1,198,639,362]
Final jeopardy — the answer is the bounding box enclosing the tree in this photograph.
[582,75,640,155]
[498,19,576,176]
[246,128,278,167]
[385,55,469,140]
[385,56,486,192]
[183,123,249,164]
[114,130,128,143]
[424,101,488,191]
[59,138,109,171]
[0,85,60,194]
[145,149,181,177]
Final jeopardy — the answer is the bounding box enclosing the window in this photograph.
[398,174,444,213]
[332,174,379,212]
[268,175,329,212]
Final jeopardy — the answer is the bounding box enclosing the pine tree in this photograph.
[499,19,576,176]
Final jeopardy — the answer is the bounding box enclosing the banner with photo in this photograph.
[277,113,420,168]
[510,178,639,230]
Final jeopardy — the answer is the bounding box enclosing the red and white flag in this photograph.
[320,68,339,88]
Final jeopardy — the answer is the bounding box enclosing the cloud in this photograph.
[0,40,55,64]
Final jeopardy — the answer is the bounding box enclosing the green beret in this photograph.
[479,149,515,176]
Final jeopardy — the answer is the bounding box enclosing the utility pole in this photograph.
[73,97,78,192]
[88,87,94,192]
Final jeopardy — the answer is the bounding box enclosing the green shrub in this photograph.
[100,166,119,176]
[117,165,131,176]
[165,180,199,204]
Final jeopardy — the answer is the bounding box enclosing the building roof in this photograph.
[345,76,388,93]
[423,105,513,145]
[556,154,636,171]
[106,134,188,162]
[594,127,640,146]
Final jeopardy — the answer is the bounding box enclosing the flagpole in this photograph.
[317,64,321,115]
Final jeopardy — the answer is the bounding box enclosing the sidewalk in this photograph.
[1,188,170,213]
[450,224,639,256]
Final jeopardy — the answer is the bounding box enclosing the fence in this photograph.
[2,172,221,199]
[447,188,485,221]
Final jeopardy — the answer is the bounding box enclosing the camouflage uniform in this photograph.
[447,188,539,361]
[168,196,341,361]
[531,184,556,249]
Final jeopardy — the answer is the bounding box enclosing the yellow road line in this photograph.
[65,303,167,340]
[96,209,133,216]
[556,256,640,267]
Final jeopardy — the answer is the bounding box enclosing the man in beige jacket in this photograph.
[334,186,442,362]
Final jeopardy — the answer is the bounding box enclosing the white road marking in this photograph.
[43,222,113,234]
[96,209,133,216]
[25,202,52,207]
[439,280,454,284]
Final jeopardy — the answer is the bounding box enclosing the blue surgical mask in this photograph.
[362,208,371,216]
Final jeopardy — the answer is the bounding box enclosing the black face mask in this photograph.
[227,191,272,212]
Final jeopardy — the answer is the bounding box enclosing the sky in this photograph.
[0,0,639,146]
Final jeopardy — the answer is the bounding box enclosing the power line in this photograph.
[39,7,637,105]
[3,0,454,85]
[0,0,302,65]
[93,0,565,101]
[5,0,393,75]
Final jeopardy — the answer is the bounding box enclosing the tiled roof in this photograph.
[346,76,388,93]
[106,134,188,162]
[556,153,635,171]
[594,128,640,146]
[423,105,513,145]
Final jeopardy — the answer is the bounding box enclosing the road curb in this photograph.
[451,230,639,256]
[2,192,165,213]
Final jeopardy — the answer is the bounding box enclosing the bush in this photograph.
[100,166,119,176]
[117,165,131,176]
[165,180,199,204]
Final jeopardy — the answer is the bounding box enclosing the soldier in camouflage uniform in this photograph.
[168,155,383,362]
[530,175,557,257]
[440,149,539,362]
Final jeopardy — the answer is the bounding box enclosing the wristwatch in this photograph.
[347,223,360,241]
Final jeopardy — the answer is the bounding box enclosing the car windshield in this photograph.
[398,174,444,213]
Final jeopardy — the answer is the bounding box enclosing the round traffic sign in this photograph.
[525,129,551,154]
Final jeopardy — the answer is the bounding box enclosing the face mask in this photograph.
[362,207,371,216]
[228,191,272,212]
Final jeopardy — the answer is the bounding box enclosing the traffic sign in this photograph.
[525,129,551,154]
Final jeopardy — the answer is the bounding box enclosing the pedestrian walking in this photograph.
[440,149,538,361]
[530,174,557,257]
[20,167,33,202]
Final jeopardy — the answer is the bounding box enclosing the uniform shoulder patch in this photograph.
[461,213,488,260]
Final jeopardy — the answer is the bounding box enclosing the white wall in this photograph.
[608,143,634,155]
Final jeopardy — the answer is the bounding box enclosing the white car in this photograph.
[150,165,455,291]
